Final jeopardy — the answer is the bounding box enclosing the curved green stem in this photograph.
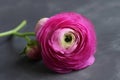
[0,30,15,37]
[14,32,35,43]
[13,32,35,37]
[0,20,38,54]
[24,36,31,44]
[0,20,27,37]
[13,20,27,33]
[0,20,36,44]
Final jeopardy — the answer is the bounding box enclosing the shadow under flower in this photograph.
[0,35,57,75]
[0,35,13,45]
[15,56,57,75]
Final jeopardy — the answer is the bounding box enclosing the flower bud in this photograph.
[22,40,42,61]
[35,18,49,33]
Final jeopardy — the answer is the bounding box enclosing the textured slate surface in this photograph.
[0,0,120,80]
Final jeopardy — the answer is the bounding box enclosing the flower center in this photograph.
[59,32,75,49]
[64,34,72,43]
[50,28,78,53]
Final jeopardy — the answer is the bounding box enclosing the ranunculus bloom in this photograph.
[36,12,96,73]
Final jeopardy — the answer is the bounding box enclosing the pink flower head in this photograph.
[36,12,96,73]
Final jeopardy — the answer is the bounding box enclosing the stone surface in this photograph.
[0,0,120,80]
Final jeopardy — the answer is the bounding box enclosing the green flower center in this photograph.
[64,34,72,43]
[60,32,75,48]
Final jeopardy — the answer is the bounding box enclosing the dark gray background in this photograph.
[0,0,120,80]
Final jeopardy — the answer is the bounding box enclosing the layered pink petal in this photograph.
[36,12,96,73]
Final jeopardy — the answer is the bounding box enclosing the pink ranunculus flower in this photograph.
[36,12,96,73]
